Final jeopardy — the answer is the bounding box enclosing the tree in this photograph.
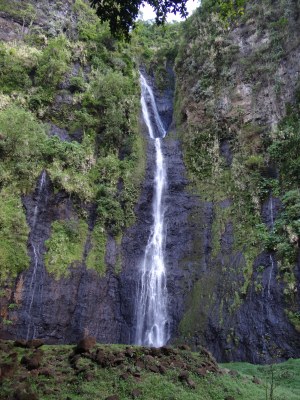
[90,0,189,39]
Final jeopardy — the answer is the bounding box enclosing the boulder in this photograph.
[252,376,262,385]
[21,350,43,370]
[75,336,96,354]
[12,384,38,400]
[27,339,44,349]
[178,344,191,351]
[197,367,207,377]
[178,371,189,382]
[148,365,159,373]
[0,362,16,380]
[186,378,196,389]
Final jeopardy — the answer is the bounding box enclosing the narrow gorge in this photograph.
[0,0,299,371]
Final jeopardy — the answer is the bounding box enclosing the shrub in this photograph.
[35,35,71,90]
[44,219,88,279]
[86,224,107,275]
[0,105,47,192]
[0,43,39,93]
[0,188,30,283]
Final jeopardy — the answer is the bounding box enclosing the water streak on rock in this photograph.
[135,73,169,347]
[26,171,47,340]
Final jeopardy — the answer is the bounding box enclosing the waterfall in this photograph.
[135,73,170,347]
[26,170,47,340]
[267,254,274,299]
[32,171,46,228]
[267,197,275,298]
[269,196,274,230]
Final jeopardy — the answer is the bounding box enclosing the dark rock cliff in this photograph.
[0,0,299,365]
[119,72,202,343]
[173,0,300,362]
[3,173,123,343]
[1,66,198,348]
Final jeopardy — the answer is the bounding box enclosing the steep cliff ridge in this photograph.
[0,1,196,347]
[175,0,300,362]
[0,0,142,342]
[3,173,123,343]
[0,0,299,365]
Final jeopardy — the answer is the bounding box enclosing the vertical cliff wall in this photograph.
[174,0,300,362]
[0,0,299,364]
[0,0,142,343]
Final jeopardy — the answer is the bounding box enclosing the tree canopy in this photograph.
[90,0,189,38]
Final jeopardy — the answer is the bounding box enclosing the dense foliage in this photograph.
[90,0,188,38]
[0,0,145,281]
[175,0,300,336]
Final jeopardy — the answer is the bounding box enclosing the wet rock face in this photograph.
[2,173,123,344]
[0,1,77,40]
[198,251,300,363]
[2,67,298,363]
[1,2,299,362]
[119,70,203,343]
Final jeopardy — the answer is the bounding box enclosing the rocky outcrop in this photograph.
[173,0,300,362]
[0,0,78,41]
[0,63,205,350]
[2,173,123,343]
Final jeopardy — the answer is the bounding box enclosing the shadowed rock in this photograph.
[75,336,96,353]
[21,350,43,370]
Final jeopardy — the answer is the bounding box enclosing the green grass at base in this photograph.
[221,359,300,400]
[1,342,300,400]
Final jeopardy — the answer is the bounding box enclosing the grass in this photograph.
[220,359,300,400]
[0,341,299,400]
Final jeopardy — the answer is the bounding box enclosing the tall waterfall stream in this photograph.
[26,170,47,340]
[135,73,170,347]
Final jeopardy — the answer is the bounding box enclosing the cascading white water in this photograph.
[267,197,275,299]
[269,195,274,230]
[32,171,46,228]
[26,170,47,340]
[135,73,169,347]
[267,254,274,298]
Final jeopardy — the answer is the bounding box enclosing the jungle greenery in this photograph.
[0,0,146,281]
[0,0,189,283]
[90,0,189,39]
[0,0,299,332]
[174,0,300,336]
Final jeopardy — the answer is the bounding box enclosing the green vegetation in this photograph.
[1,341,299,400]
[0,0,146,281]
[220,359,300,400]
[0,189,30,283]
[175,0,300,339]
[45,219,88,279]
[0,42,39,93]
[35,35,71,93]
[131,21,181,90]
[0,0,37,27]
[201,0,247,23]
[0,105,47,193]
[86,223,107,275]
